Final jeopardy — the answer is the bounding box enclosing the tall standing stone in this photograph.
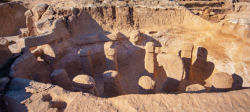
[145,42,156,75]
[104,41,118,71]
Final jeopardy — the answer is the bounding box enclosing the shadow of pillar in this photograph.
[102,41,123,97]
[232,73,243,89]
[189,47,214,85]
[181,57,192,80]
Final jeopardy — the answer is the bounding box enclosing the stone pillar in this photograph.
[130,30,143,45]
[156,53,184,92]
[145,42,156,75]
[180,43,194,80]
[178,43,194,92]
[104,41,118,71]
[103,41,123,96]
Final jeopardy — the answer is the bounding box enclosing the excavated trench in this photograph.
[1,0,249,100]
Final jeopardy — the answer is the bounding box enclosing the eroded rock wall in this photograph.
[0,2,27,37]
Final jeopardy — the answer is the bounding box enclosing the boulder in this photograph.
[73,75,96,93]
[157,53,184,92]
[138,76,155,90]
[208,72,234,89]
[50,69,74,90]
[185,84,206,92]
[157,53,184,81]
[73,75,95,86]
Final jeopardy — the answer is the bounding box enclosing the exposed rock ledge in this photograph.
[4,78,250,112]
